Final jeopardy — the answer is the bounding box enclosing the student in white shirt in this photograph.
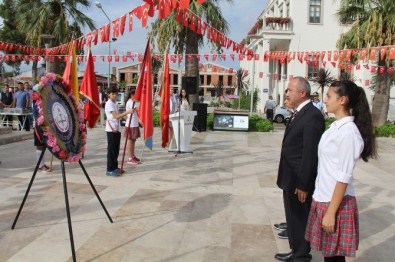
[124,89,140,165]
[105,86,133,177]
[305,80,377,262]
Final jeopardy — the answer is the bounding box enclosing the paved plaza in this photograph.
[0,127,394,261]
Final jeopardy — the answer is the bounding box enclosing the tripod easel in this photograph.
[11,148,113,262]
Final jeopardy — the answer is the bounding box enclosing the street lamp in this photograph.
[95,1,117,90]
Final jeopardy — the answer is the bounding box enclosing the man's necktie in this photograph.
[290,110,298,123]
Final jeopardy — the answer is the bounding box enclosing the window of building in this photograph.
[207,75,212,85]
[219,75,224,84]
[172,74,178,85]
[120,73,126,82]
[200,75,204,85]
[227,75,233,86]
[309,0,321,24]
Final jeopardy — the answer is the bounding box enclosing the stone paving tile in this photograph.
[0,128,394,261]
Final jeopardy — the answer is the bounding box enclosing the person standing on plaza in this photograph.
[24,82,34,129]
[12,82,30,131]
[305,80,377,262]
[311,92,325,115]
[124,89,141,165]
[275,77,325,262]
[1,84,14,126]
[105,86,133,177]
[264,95,277,123]
[179,88,190,111]
[99,86,107,126]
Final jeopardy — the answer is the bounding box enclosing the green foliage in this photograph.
[232,90,259,111]
[207,113,214,130]
[153,111,160,127]
[255,119,274,132]
[249,114,273,132]
[325,117,336,130]
[248,114,262,130]
[375,123,395,137]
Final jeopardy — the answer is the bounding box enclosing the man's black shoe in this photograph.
[277,229,288,239]
[275,252,293,261]
[273,222,287,231]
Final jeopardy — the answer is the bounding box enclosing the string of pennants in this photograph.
[0,48,394,75]
[0,0,253,57]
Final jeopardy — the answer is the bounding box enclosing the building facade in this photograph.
[116,62,236,98]
[240,0,395,120]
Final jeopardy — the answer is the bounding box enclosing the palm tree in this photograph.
[233,68,249,109]
[312,68,335,98]
[16,0,96,78]
[337,0,395,126]
[150,0,232,105]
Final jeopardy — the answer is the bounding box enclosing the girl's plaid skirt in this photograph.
[305,195,359,257]
[125,127,140,140]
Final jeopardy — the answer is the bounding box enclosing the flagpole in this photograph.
[120,101,134,176]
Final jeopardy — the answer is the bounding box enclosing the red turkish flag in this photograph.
[334,51,339,61]
[134,38,154,150]
[360,48,367,60]
[212,54,217,61]
[79,50,100,129]
[179,0,190,9]
[388,46,395,60]
[346,50,352,61]
[159,52,170,148]
[158,0,172,19]
[112,18,120,38]
[369,48,377,61]
[230,54,235,61]
[370,66,377,73]
[363,64,370,70]
[331,62,336,67]
[346,64,352,71]
[143,0,155,17]
[100,24,110,43]
[387,67,394,74]
[339,50,345,61]
[322,61,326,67]
[259,72,263,78]
[119,15,126,36]
[356,64,361,70]
[327,51,332,61]
[365,79,370,86]
[133,3,150,27]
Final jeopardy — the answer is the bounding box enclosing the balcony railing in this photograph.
[263,17,292,32]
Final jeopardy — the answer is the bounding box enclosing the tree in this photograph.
[312,68,335,98]
[233,68,249,109]
[337,0,395,126]
[150,0,232,105]
[0,0,27,72]
[16,0,96,78]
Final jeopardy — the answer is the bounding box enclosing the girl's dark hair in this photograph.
[125,88,135,103]
[180,88,189,103]
[107,86,118,94]
[330,80,377,161]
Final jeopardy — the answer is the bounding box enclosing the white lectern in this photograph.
[169,111,197,153]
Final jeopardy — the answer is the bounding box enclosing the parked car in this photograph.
[274,106,292,123]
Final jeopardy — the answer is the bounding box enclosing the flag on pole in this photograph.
[79,50,100,128]
[63,41,79,102]
[159,52,170,148]
[134,38,153,150]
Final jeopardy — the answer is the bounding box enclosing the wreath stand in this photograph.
[11,148,113,262]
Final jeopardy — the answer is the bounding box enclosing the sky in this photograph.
[1,0,267,75]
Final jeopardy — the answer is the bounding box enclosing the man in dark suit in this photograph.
[275,77,325,262]
[1,84,14,126]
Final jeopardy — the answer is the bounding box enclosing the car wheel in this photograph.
[274,115,284,123]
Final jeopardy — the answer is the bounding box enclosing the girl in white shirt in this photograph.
[305,80,377,262]
[180,88,190,111]
[125,89,140,165]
